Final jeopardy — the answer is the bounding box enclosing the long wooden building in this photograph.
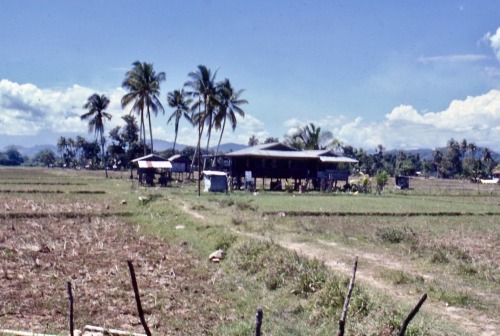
[222,142,357,190]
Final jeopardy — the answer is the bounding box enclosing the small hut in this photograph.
[131,154,172,186]
[168,154,192,180]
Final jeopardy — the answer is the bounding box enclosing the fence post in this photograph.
[127,260,152,336]
[255,307,263,336]
[398,294,427,336]
[337,256,358,336]
[67,281,74,336]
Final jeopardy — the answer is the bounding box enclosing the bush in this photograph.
[375,171,389,193]
[375,227,417,244]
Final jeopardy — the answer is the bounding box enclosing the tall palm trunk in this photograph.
[172,122,178,152]
[215,117,227,157]
[140,111,147,156]
[147,105,154,153]
[101,133,108,178]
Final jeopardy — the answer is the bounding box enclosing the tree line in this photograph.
[246,125,499,179]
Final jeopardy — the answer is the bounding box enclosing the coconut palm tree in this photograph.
[81,93,112,177]
[184,65,219,153]
[167,89,192,152]
[214,79,247,156]
[121,61,166,155]
[286,123,332,150]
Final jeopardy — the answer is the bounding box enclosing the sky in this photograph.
[1,0,500,152]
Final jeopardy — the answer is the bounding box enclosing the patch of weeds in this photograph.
[312,278,371,322]
[380,269,425,285]
[235,200,257,211]
[380,308,428,336]
[428,285,483,309]
[138,193,162,205]
[191,204,208,211]
[232,240,275,273]
[428,244,472,264]
[231,216,245,225]
[232,241,327,294]
[292,257,328,297]
[375,226,417,244]
[264,267,286,290]
[214,232,237,251]
[218,199,235,207]
[456,262,478,276]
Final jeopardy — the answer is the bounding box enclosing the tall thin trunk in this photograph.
[101,133,108,178]
[147,105,153,153]
[173,121,178,153]
[215,117,227,157]
[140,111,146,156]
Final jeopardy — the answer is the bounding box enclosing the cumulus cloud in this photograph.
[285,90,500,150]
[2,79,500,151]
[0,79,127,139]
[483,27,500,62]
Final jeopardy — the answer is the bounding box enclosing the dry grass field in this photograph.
[1,167,498,335]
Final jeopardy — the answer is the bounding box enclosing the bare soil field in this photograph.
[0,172,232,335]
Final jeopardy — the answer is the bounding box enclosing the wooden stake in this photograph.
[398,294,427,336]
[67,281,74,336]
[127,260,152,336]
[337,256,358,336]
[255,307,263,336]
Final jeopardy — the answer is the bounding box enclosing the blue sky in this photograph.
[1,0,500,151]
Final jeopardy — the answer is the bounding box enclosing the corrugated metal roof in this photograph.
[202,170,228,176]
[132,154,168,162]
[224,143,358,163]
[320,156,358,163]
[138,161,172,168]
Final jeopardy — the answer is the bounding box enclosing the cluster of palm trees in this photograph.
[80,62,248,174]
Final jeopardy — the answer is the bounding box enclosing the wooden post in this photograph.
[255,307,263,336]
[67,281,74,336]
[127,260,152,336]
[337,256,358,336]
[398,294,427,336]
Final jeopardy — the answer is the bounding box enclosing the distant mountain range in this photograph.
[3,141,498,160]
[3,144,58,158]
[153,139,247,153]
[2,140,248,158]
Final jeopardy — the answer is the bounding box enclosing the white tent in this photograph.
[203,171,228,192]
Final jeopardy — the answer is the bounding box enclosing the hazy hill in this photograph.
[3,144,58,157]
[153,140,247,153]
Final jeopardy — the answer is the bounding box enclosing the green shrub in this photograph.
[375,227,417,244]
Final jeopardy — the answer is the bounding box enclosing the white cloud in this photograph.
[2,79,499,151]
[483,27,500,62]
[0,79,128,139]
[417,54,489,63]
[284,90,500,150]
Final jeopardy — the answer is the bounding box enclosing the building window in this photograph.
[272,159,277,168]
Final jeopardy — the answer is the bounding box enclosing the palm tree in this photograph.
[81,93,112,177]
[214,79,247,156]
[184,65,219,153]
[167,89,192,152]
[248,135,260,146]
[286,123,332,150]
[121,61,166,155]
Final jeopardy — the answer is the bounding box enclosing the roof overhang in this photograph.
[138,161,172,169]
[319,157,358,163]
[202,170,228,176]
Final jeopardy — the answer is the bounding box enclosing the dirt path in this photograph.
[179,204,499,336]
